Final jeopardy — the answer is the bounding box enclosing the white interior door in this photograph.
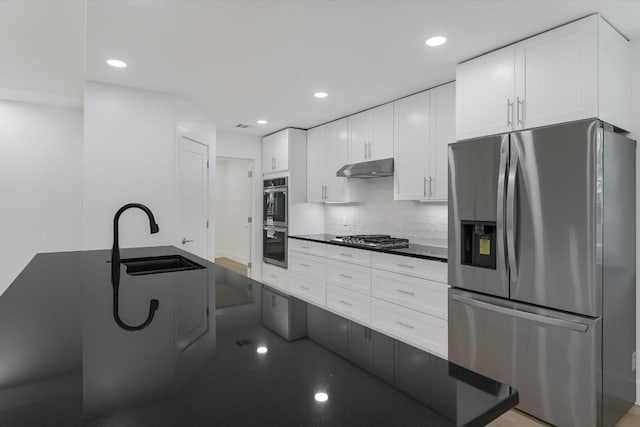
[214,157,253,276]
[177,135,209,258]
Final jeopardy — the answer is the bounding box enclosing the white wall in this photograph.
[215,158,252,264]
[324,178,448,247]
[630,39,640,404]
[83,82,216,257]
[216,130,262,279]
[0,100,82,295]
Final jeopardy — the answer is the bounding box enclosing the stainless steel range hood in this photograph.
[336,158,394,178]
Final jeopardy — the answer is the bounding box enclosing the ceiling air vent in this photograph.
[235,123,251,129]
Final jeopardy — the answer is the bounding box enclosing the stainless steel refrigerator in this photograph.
[448,119,636,427]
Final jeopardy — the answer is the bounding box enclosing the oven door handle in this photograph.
[263,188,288,193]
[263,226,288,232]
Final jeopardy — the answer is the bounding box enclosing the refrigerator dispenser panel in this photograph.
[461,221,496,269]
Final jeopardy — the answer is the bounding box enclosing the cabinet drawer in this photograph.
[326,245,371,266]
[371,298,448,359]
[289,272,326,306]
[288,251,326,281]
[262,263,288,291]
[326,259,371,295]
[288,238,326,257]
[327,284,371,325]
[372,269,448,319]
[372,252,447,283]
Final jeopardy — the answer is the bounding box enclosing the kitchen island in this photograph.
[0,246,516,426]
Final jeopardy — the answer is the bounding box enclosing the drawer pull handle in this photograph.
[301,246,310,249]
[340,253,353,258]
[339,273,353,279]
[339,300,352,306]
[396,321,415,330]
[270,274,278,279]
[300,285,310,290]
[396,263,415,269]
[396,289,415,296]
[300,263,310,268]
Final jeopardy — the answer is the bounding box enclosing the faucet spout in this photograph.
[110,203,160,332]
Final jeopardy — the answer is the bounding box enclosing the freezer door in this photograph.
[449,289,602,427]
[448,135,509,298]
[509,120,600,316]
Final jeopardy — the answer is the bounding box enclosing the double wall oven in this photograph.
[263,177,288,268]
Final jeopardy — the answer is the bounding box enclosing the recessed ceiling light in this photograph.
[425,36,447,47]
[256,119,268,125]
[106,59,127,68]
[314,392,329,402]
[256,346,268,354]
[314,92,328,99]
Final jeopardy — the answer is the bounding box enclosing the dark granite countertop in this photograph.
[289,234,448,262]
[0,246,514,426]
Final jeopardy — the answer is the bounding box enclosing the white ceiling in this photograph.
[0,1,85,107]
[3,1,640,132]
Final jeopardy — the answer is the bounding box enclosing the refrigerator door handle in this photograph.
[496,138,509,282]
[506,143,519,284]
[450,294,589,332]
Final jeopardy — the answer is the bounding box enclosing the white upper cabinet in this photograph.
[429,82,455,201]
[455,45,516,141]
[348,110,371,163]
[514,15,598,130]
[262,130,289,173]
[306,119,353,203]
[456,14,630,140]
[307,126,326,203]
[394,91,430,201]
[262,128,308,201]
[325,118,350,203]
[348,103,394,163]
[393,84,455,202]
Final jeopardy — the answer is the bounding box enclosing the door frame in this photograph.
[215,155,255,277]
[176,128,211,259]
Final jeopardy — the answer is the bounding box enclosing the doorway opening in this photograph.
[215,157,254,277]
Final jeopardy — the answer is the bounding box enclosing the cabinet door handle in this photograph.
[300,285,310,290]
[340,253,353,258]
[507,98,513,127]
[270,274,277,279]
[428,176,433,198]
[301,245,310,249]
[396,263,415,269]
[516,97,523,125]
[339,300,352,306]
[300,263,310,268]
[368,142,372,159]
[364,142,367,159]
[396,289,415,296]
[339,273,353,279]
[271,158,275,170]
[423,177,427,198]
[396,321,415,330]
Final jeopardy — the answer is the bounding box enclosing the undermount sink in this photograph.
[121,255,206,276]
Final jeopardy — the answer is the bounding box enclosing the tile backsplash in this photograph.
[324,178,448,248]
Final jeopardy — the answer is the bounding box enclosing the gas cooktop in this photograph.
[332,234,410,249]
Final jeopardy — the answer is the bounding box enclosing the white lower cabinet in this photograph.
[372,269,448,320]
[326,259,371,294]
[326,284,371,325]
[262,263,288,292]
[372,252,447,283]
[371,298,448,359]
[288,251,326,281]
[288,238,449,359]
[288,271,326,306]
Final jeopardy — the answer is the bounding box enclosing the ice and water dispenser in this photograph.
[461,221,496,269]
